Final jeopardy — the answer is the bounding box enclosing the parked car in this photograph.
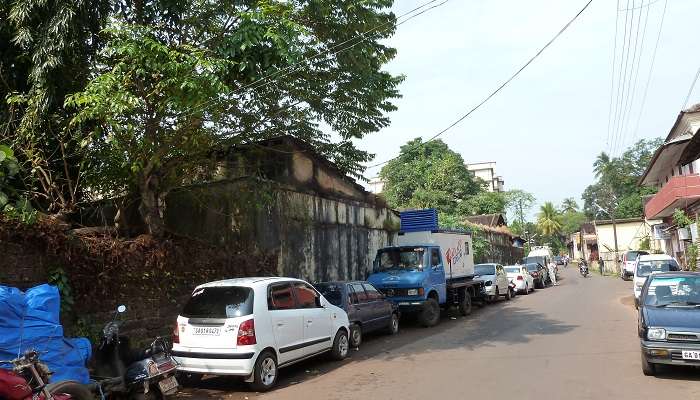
[637,272,700,376]
[553,256,565,266]
[621,250,649,281]
[504,265,534,295]
[314,281,399,347]
[172,277,350,392]
[474,263,512,301]
[633,254,680,305]
[522,256,550,284]
[524,262,548,289]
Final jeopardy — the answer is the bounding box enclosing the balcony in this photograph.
[645,174,700,219]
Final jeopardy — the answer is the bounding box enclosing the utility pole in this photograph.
[611,209,620,276]
[594,188,619,275]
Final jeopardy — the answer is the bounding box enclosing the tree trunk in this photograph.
[138,173,165,237]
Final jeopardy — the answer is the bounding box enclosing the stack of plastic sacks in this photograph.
[0,284,91,384]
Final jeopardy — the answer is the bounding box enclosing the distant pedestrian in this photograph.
[548,261,558,286]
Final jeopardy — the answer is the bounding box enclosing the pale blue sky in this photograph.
[353,0,700,220]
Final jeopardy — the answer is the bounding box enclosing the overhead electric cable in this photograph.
[609,0,632,155]
[605,0,621,151]
[367,0,594,169]
[681,67,700,110]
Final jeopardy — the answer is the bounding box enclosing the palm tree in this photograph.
[561,198,578,213]
[537,202,562,236]
[593,152,613,179]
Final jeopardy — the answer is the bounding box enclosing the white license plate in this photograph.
[192,326,220,336]
[682,350,700,360]
[157,376,178,394]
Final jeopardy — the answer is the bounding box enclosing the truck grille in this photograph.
[379,288,410,297]
[667,333,700,343]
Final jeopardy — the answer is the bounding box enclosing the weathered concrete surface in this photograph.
[180,267,700,400]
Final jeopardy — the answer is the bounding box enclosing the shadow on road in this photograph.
[177,289,577,398]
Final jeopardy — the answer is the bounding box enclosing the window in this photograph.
[269,283,296,310]
[351,283,368,303]
[182,286,254,318]
[465,241,470,255]
[293,282,320,308]
[315,283,343,307]
[363,284,382,301]
[431,249,441,267]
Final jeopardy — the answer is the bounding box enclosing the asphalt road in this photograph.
[180,266,700,400]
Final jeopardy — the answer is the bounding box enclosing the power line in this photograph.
[630,0,668,142]
[367,0,595,169]
[681,67,700,110]
[609,0,632,155]
[618,0,661,11]
[605,0,621,151]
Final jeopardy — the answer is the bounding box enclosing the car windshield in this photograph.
[314,283,343,307]
[525,264,539,272]
[524,256,546,265]
[627,251,647,261]
[475,264,496,275]
[636,259,679,277]
[643,276,700,307]
[504,267,520,274]
[181,286,254,318]
[375,248,424,272]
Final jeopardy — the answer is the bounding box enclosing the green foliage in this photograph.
[505,189,536,225]
[459,191,507,216]
[687,244,698,271]
[639,236,651,250]
[560,210,586,236]
[47,267,75,315]
[673,209,693,228]
[380,138,482,215]
[0,144,36,223]
[537,202,562,236]
[583,138,663,219]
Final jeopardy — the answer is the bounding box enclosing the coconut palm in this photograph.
[537,202,562,236]
[561,198,579,213]
[593,152,613,179]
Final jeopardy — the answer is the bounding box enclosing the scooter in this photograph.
[579,259,589,277]
[86,305,179,399]
[0,350,93,400]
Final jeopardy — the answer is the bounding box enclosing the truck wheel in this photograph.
[419,298,440,327]
[350,323,362,347]
[458,291,472,316]
[641,352,656,376]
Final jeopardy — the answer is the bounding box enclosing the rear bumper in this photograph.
[172,349,257,376]
[641,341,700,366]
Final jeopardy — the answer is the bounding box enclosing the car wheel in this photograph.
[641,351,656,376]
[250,350,278,392]
[419,298,441,327]
[387,313,400,335]
[331,329,350,360]
[350,323,362,347]
[458,291,472,316]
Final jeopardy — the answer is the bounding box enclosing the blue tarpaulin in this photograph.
[0,284,91,384]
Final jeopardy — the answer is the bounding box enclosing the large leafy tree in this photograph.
[583,138,663,219]
[65,0,402,236]
[380,138,483,215]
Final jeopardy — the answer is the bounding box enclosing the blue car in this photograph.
[314,281,400,347]
[638,272,700,376]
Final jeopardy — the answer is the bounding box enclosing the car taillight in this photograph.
[517,276,524,280]
[173,322,180,344]
[237,319,256,346]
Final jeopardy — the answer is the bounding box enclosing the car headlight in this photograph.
[485,280,493,286]
[647,328,666,341]
[407,289,418,296]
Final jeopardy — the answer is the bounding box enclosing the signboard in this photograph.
[653,224,671,240]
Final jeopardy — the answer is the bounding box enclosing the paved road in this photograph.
[181,266,700,400]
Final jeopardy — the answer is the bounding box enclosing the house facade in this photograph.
[594,218,661,266]
[639,104,700,267]
[466,162,505,192]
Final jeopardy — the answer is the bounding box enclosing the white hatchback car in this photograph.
[633,254,680,304]
[474,263,512,301]
[504,265,534,294]
[172,277,350,391]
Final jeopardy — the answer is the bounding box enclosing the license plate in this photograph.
[157,376,178,394]
[192,326,220,336]
[682,350,700,360]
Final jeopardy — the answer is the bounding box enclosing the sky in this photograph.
[350,0,700,220]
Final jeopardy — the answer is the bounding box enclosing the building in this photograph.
[367,176,385,194]
[466,162,505,192]
[639,104,700,266]
[594,218,661,268]
[464,213,523,264]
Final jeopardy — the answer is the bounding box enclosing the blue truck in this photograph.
[368,209,486,327]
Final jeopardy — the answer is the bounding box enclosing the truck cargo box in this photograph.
[398,230,474,279]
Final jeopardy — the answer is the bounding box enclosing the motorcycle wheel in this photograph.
[46,381,94,400]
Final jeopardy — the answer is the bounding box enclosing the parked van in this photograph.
[172,277,350,391]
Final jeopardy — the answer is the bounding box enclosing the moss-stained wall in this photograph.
[164,178,399,282]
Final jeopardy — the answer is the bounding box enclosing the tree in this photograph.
[561,198,579,213]
[537,202,562,236]
[380,138,482,215]
[505,189,536,226]
[458,191,507,216]
[67,0,403,236]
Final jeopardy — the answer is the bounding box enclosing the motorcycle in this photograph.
[0,350,93,400]
[86,305,179,400]
[579,259,589,277]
